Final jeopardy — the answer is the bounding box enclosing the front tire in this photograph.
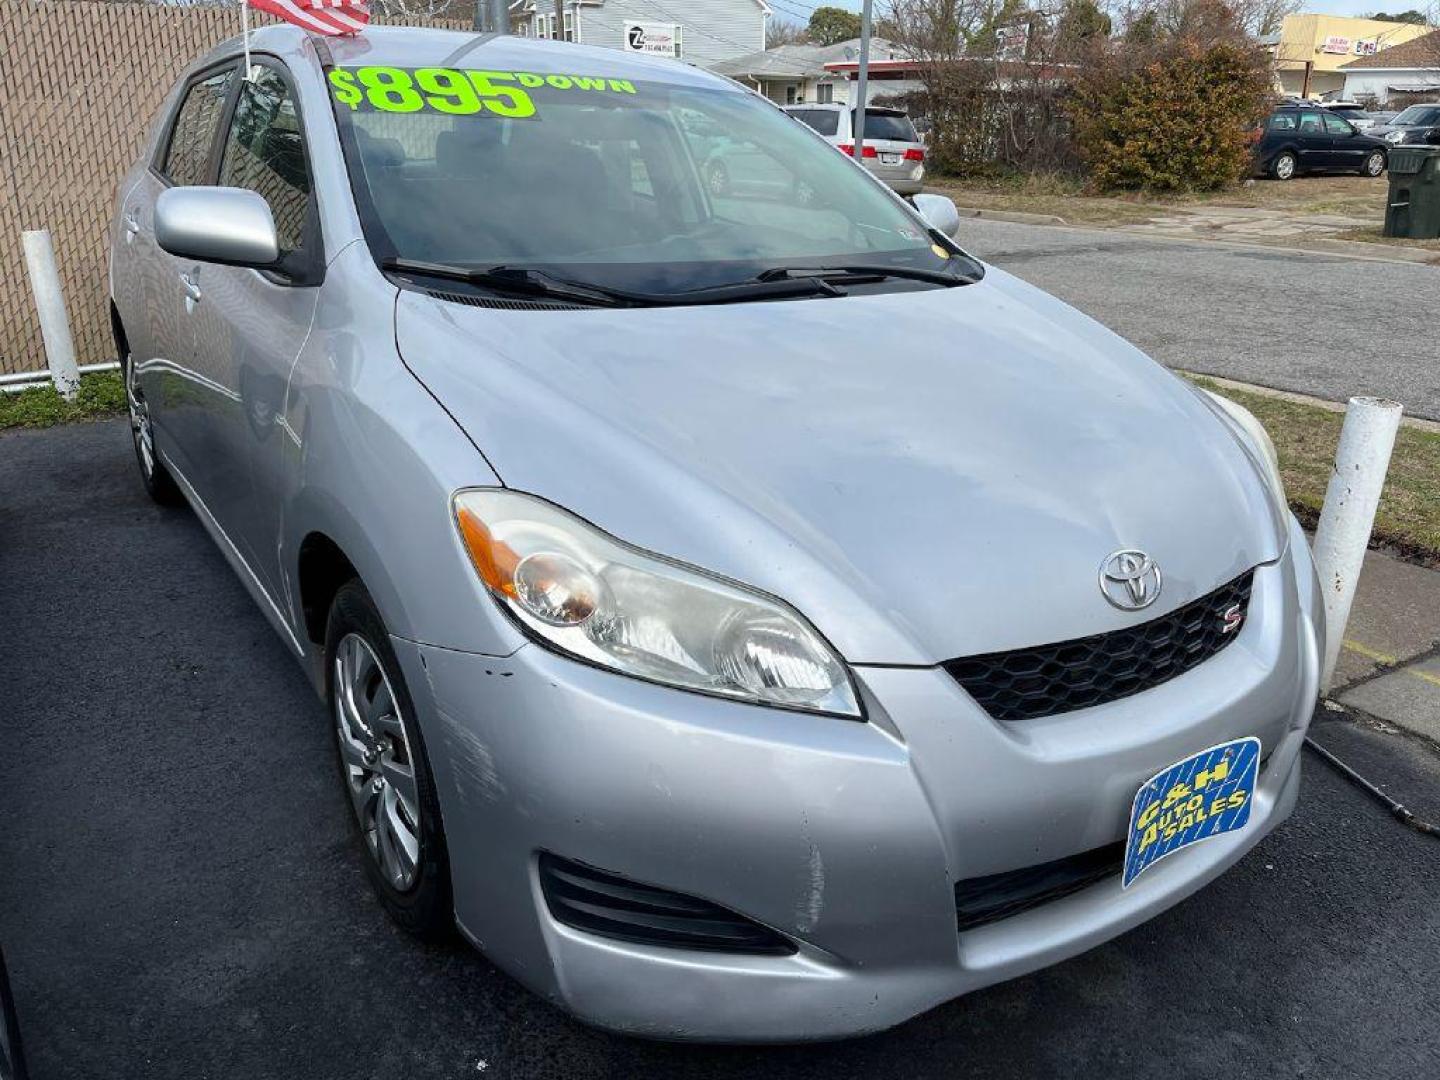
[1362,150,1386,177]
[326,580,452,940]
[1270,151,1297,181]
[124,353,181,505]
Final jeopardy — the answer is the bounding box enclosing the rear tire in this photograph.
[1362,150,1386,177]
[325,580,453,941]
[123,353,182,506]
[1270,151,1297,181]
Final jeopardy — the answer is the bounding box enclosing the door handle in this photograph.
[123,211,140,241]
[179,271,202,304]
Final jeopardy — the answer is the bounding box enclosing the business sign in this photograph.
[996,24,1030,60]
[624,22,682,58]
[1354,39,1379,56]
[1321,35,1352,55]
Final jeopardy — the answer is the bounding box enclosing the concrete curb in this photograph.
[1178,371,1440,432]
[1298,237,1440,265]
[954,206,1068,226]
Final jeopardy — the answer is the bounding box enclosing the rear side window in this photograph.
[162,68,237,185]
[857,111,918,142]
[789,109,839,136]
[1268,113,1297,131]
[219,66,313,258]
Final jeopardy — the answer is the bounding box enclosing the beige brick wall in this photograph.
[0,1,461,375]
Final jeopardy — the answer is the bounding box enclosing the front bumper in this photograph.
[392,516,1322,1041]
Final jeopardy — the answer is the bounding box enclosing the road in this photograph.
[3,418,1439,1079]
[958,219,1439,421]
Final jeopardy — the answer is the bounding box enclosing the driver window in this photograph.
[218,66,313,259]
[1323,114,1353,135]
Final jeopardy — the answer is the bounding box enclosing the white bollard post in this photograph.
[1312,396,1403,691]
[21,228,81,403]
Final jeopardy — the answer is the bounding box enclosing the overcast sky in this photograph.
[770,1,1431,23]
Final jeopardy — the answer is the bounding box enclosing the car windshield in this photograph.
[1392,106,1440,125]
[328,65,970,293]
[856,110,918,142]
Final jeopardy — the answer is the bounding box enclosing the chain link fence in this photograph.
[0,1,461,375]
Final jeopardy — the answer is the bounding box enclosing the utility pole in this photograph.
[852,0,873,163]
[554,0,565,40]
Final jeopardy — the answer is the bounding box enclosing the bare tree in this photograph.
[766,19,811,48]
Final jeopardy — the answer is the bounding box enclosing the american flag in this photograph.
[248,0,371,37]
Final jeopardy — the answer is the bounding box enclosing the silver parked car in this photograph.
[110,26,1323,1041]
[784,103,926,194]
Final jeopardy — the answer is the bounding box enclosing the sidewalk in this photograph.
[1329,544,1440,745]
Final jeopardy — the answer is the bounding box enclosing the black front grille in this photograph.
[944,571,1254,723]
[538,853,796,955]
[955,842,1124,932]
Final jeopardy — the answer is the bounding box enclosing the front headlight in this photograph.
[452,489,861,718]
[1200,390,1287,507]
[1385,130,1406,143]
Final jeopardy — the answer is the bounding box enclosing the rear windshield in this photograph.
[787,108,839,136]
[855,110,918,142]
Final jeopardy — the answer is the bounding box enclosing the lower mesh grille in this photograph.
[538,853,796,955]
[955,843,1124,932]
[944,571,1255,722]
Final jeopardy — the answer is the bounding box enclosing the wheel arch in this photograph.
[298,530,361,646]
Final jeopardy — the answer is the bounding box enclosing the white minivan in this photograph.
[784,103,926,194]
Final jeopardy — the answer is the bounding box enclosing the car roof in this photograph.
[199,24,733,92]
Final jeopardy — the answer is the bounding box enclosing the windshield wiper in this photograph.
[756,264,976,287]
[383,258,631,307]
[383,257,844,308]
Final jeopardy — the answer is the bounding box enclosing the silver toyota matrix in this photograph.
[110,26,1324,1041]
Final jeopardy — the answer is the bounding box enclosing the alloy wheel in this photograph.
[1365,152,1385,177]
[1275,154,1295,180]
[333,632,423,892]
[125,358,155,479]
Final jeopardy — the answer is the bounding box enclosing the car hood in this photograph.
[396,270,1282,665]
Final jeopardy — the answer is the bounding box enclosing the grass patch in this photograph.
[0,371,126,430]
[924,173,1389,227]
[1188,376,1440,566]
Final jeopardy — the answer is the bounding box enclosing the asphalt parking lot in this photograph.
[960,219,1440,421]
[4,418,1439,1080]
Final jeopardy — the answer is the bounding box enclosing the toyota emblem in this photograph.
[1099,549,1162,611]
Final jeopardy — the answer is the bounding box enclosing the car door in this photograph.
[200,59,323,598]
[131,63,239,478]
[1295,110,1330,168]
[1323,112,1365,168]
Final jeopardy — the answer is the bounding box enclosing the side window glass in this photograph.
[1323,114,1353,135]
[1268,113,1296,132]
[1298,111,1322,134]
[162,68,236,186]
[219,67,312,257]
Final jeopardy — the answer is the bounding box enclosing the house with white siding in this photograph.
[1340,31,1440,106]
[508,1,770,70]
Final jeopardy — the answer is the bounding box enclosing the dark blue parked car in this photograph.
[1255,104,1389,180]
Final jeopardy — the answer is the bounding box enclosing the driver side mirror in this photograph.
[155,186,279,268]
[912,193,962,239]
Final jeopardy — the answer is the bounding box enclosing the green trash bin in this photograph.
[1383,146,1440,239]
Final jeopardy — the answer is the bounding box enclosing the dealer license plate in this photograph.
[880,152,901,165]
[1122,736,1260,888]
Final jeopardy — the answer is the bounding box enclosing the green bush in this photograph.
[1069,42,1272,193]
